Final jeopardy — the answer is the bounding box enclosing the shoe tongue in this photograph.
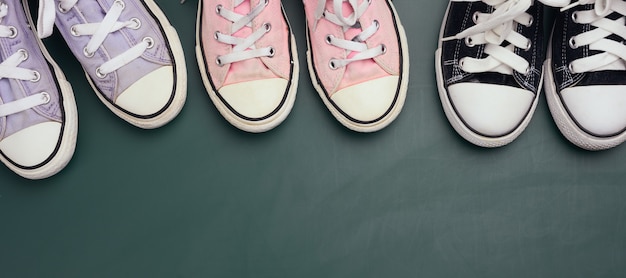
[234,0,251,14]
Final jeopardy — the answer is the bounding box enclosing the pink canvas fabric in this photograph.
[304,0,401,96]
[201,0,292,89]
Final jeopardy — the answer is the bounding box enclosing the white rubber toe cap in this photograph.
[0,122,61,167]
[219,78,288,119]
[330,76,399,122]
[116,66,174,116]
[562,85,626,136]
[448,83,534,137]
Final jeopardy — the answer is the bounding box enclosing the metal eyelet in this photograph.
[472,12,480,24]
[568,63,575,73]
[214,31,220,40]
[325,34,333,44]
[264,23,271,32]
[8,26,17,38]
[465,37,475,47]
[129,18,141,30]
[114,0,125,9]
[264,0,269,5]
[95,67,107,79]
[568,37,578,49]
[215,4,222,14]
[571,11,578,23]
[524,40,532,51]
[18,49,28,61]
[380,44,387,54]
[527,15,534,26]
[329,59,338,70]
[268,47,275,57]
[83,47,95,58]
[40,92,50,103]
[143,37,154,49]
[523,67,531,76]
[70,25,79,36]
[373,20,380,30]
[216,57,224,67]
[58,2,70,13]
[458,58,466,70]
[31,71,41,82]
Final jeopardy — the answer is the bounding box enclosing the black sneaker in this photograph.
[545,1,626,150]
[436,1,551,147]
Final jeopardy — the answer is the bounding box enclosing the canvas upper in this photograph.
[0,0,77,179]
[197,0,298,133]
[304,0,408,132]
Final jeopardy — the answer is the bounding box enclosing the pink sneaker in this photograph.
[303,0,409,132]
[196,0,299,133]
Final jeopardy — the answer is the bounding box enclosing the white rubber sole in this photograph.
[195,1,298,133]
[544,43,626,151]
[4,1,79,180]
[434,2,538,148]
[89,0,187,129]
[306,0,409,133]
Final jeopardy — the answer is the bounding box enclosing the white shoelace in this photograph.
[442,0,537,75]
[214,0,274,66]
[314,0,386,69]
[37,0,153,78]
[561,0,626,73]
[0,4,50,118]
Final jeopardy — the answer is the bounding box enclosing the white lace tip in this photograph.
[560,2,579,12]
[441,36,457,42]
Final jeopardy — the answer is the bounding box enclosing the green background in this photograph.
[2,1,625,277]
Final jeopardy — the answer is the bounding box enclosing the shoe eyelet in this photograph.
[268,47,275,57]
[31,71,41,82]
[58,2,70,13]
[95,67,107,79]
[143,37,154,49]
[571,11,578,23]
[325,34,333,44]
[40,92,50,103]
[264,0,269,5]
[216,57,224,67]
[568,37,578,49]
[464,37,475,47]
[527,15,534,26]
[214,31,220,40]
[373,19,380,30]
[523,67,531,76]
[568,63,575,73]
[264,23,271,32]
[472,11,480,24]
[114,0,125,9]
[380,44,387,54]
[8,26,17,38]
[524,40,532,51]
[129,18,141,30]
[83,47,95,58]
[458,58,466,70]
[18,49,28,61]
[215,4,222,14]
[70,25,79,36]
[329,59,339,70]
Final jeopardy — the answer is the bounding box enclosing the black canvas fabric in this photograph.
[548,4,626,90]
[439,1,545,93]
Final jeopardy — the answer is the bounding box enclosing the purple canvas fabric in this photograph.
[1,0,62,139]
[53,0,172,102]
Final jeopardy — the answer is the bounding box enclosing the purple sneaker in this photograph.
[0,0,78,179]
[32,0,187,129]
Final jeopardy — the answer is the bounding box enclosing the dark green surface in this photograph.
[1,1,625,277]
